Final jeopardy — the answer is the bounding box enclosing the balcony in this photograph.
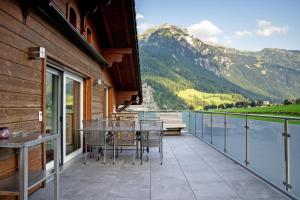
[29,111,299,200]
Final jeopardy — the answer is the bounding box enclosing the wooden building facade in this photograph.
[0,0,142,198]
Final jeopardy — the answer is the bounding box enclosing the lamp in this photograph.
[28,47,46,59]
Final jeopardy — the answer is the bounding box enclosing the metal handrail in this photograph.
[140,110,300,120]
[139,110,299,200]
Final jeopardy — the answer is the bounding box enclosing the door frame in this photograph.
[45,63,84,167]
[62,71,84,164]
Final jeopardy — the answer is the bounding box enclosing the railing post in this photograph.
[189,110,191,133]
[201,113,204,139]
[283,119,292,192]
[245,115,249,166]
[224,113,227,153]
[210,112,213,144]
[194,112,196,135]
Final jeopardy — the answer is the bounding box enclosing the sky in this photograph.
[135,0,300,51]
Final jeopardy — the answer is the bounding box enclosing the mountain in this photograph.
[139,23,300,110]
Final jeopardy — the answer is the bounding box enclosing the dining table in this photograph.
[77,119,165,164]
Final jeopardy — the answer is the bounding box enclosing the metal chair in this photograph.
[82,120,111,164]
[112,120,137,164]
[139,120,163,165]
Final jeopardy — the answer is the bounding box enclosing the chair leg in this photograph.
[132,147,135,165]
[140,137,143,165]
[146,133,149,162]
[160,136,163,165]
[97,147,100,161]
[136,138,139,159]
[104,143,106,165]
[84,134,87,165]
[113,140,116,164]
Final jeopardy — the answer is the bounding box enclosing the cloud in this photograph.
[187,20,223,43]
[222,30,251,46]
[137,23,153,33]
[256,20,288,36]
[234,30,251,38]
[136,13,144,20]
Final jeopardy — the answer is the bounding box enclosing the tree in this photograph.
[296,98,300,104]
[250,101,257,107]
[283,99,296,105]
[218,104,225,109]
[256,100,263,106]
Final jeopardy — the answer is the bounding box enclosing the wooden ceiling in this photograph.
[91,0,142,102]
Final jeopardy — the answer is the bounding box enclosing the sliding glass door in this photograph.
[63,72,83,163]
[46,68,61,167]
[46,65,83,166]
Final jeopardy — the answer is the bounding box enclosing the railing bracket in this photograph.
[283,181,292,190]
[282,133,291,138]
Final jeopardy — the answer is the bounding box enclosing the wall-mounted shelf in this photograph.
[0,132,59,200]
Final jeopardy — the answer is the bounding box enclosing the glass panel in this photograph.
[195,112,202,137]
[45,72,59,163]
[144,111,156,118]
[190,112,196,134]
[289,120,300,199]
[181,111,190,132]
[226,115,246,163]
[65,78,81,156]
[248,118,285,192]
[212,114,224,151]
[203,113,211,142]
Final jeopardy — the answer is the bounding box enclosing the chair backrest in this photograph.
[112,120,135,132]
[83,120,106,146]
[139,120,163,132]
[112,112,138,121]
[139,116,160,121]
[112,120,136,145]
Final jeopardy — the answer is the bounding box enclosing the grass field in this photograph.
[177,89,246,110]
[211,104,300,124]
[214,104,300,116]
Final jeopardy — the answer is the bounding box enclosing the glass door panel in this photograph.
[45,70,60,164]
[65,77,81,156]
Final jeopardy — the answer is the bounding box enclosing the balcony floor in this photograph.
[30,133,289,200]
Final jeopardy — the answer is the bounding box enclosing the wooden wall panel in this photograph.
[0,92,41,108]
[0,0,22,21]
[0,40,41,70]
[0,74,41,95]
[0,58,42,82]
[0,108,40,124]
[0,0,113,198]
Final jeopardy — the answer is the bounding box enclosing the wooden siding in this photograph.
[0,1,112,198]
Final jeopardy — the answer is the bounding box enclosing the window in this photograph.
[86,28,92,43]
[69,7,77,28]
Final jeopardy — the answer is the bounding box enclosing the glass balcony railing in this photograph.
[138,110,300,200]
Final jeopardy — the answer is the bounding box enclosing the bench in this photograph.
[156,113,186,135]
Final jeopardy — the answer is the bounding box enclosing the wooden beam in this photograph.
[99,4,113,47]
[102,48,132,67]
[116,91,138,106]
[121,0,131,46]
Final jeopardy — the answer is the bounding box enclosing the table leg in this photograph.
[160,134,163,165]
[140,134,143,165]
[19,147,28,200]
[113,134,116,164]
[84,132,87,164]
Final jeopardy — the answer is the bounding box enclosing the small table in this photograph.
[0,132,59,200]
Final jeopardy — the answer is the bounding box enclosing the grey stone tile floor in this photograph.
[30,133,289,200]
